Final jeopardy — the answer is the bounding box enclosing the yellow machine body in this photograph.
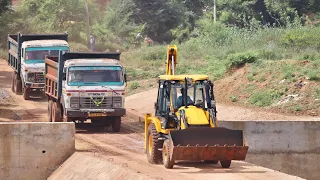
[144,45,248,168]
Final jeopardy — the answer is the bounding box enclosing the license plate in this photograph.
[33,84,38,87]
[88,113,106,117]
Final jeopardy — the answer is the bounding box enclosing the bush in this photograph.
[229,95,238,102]
[227,51,258,68]
[69,42,90,52]
[129,81,140,90]
[249,90,282,107]
[141,46,166,61]
[307,70,320,81]
[280,28,320,51]
[257,49,282,60]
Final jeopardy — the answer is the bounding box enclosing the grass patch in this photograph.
[227,51,258,69]
[128,81,140,90]
[316,87,320,98]
[249,90,282,107]
[0,49,7,59]
[307,70,320,81]
[229,95,238,102]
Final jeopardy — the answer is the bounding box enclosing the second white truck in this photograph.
[7,32,69,100]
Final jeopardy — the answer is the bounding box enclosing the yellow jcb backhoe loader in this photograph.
[144,45,249,169]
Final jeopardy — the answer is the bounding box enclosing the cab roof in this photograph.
[159,74,209,81]
[22,40,69,47]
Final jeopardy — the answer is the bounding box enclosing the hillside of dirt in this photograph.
[214,60,320,117]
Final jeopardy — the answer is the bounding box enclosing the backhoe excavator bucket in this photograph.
[168,127,249,162]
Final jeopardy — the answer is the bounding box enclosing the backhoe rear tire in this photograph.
[162,139,175,169]
[220,160,232,168]
[146,123,163,164]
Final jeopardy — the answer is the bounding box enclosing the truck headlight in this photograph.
[70,103,79,109]
[113,102,121,108]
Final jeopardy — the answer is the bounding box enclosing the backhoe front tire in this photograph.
[220,160,232,168]
[162,140,174,169]
[146,123,163,164]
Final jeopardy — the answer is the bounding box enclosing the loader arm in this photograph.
[165,45,177,75]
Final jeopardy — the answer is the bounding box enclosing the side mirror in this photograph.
[124,73,127,82]
[62,73,66,81]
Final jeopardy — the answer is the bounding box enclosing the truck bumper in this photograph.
[25,83,45,91]
[66,108,126,118]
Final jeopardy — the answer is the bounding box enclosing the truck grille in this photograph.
[27,72,45,83]
[78,96,122,109]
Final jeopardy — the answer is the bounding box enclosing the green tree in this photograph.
[131,0,183,43]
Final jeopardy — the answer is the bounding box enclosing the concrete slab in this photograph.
[0,122,75,180]
[221,121,320,180]
[48,152,151,180]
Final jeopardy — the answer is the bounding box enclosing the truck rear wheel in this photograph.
[111,116,121,132]
[48,100,53,122]
[52,102,62,122]
[146,123,163,164]
[16,79,22,95]
[220,160,232,168]
[11,72,15,92]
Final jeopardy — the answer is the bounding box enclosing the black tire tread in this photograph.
[111,117,121,132]
[163,140,174,169]
[220,160,232,168]
[146,123,163,164]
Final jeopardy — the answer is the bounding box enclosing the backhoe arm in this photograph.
[165,45,177,75]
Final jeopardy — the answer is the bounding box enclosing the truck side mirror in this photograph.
[124,73,127,82]
[62,73,66,80]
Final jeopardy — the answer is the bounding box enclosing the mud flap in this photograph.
[168,127,249,161]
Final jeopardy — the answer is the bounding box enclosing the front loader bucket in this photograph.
[168,127,249,162]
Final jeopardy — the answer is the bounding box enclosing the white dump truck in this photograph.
[7,32,69,100]
[45,52,127,132]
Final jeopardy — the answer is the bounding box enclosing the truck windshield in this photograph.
[25,46,69,61]
[68,66,124,86]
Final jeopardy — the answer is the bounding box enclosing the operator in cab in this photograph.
[176,88,193,108]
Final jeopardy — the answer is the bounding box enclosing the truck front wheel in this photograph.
[23,88,30,100]
[111,117,121,132]
[52,102,62,122]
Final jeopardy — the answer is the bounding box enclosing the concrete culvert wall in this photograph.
[220,120,320,180]
[0,122,75,180]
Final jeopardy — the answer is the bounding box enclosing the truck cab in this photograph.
[21,40,69,97]
[45,52,126,132]
[8,33,69,100]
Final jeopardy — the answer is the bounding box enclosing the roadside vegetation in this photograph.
[0,0,319,115]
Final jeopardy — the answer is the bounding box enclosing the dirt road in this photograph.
[0,60,305,179]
